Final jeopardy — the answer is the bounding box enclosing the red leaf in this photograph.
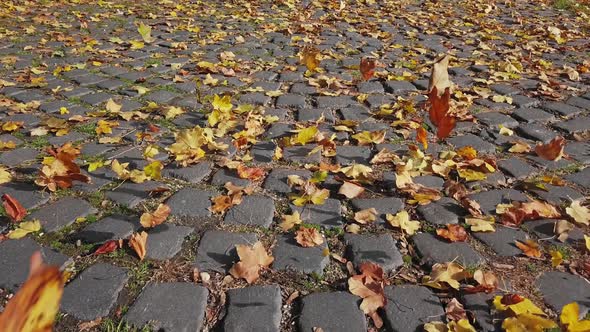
[2,194,27,223]
[416,126,428,150]
[360,58,376,81]
[428,87,455,140]
[535,136,565,161]
[93,240,119,256]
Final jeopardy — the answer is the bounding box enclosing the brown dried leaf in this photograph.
[129,232,148,261]
[229,241,274,284]
[295,227,324,247]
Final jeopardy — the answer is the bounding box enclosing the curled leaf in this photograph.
[2,193,27,223]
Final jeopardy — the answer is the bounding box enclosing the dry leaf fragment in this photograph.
[354,208,378,224]
[348,262,386,328]
[338,181,365,199]
[386,211,420,235]
[300,45,320,71]
[0,252,65,332]
[436,224,468,242]
[465,269,499,294]
[446,298,467,321]
[566,200,589,226]
[561,302,590,331]
[129,232,148,261]
[360,57,377,81]
[295,227,324,247]
[229,241,274,284]
[140,203,171,228]
[416,126,428,150]
[93,240,119,256]
[422,262,468,290]
[280,211,303,231]
[535,136,565,161]
[2,193,27,223]
[515,239,541,258]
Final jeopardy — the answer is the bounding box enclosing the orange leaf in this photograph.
[140,203,171,228]
[535,136,566,161]
[348,262,386,328]
[515,239,542,258]
[0,251,65,332]
[436,224,468,242]
[210,195,235,214]
[360,57,376,81]
[229,241,274,284]
[236,164,266,181]
[416,126,428,150]
[295,227,324,247]
[2,193,27,223]
[129,232,148,261]
[428,87,455,140]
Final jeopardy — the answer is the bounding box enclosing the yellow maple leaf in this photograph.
[292,126,318,145]
[8,220,42,239]
[280,211,303,231]
[212,94,232,112]
[143,161,162,180]
[561,302,590,332]
[386,211,420,235]
[457,168,487,181]
[566,200,589,226]
[550,250,563,267]
[340,164,372,179]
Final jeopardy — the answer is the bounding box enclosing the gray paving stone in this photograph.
[251,141,276,163]
[146,224,193,260]
[565,167,590,189]
[211,168,251,187]
[538,272,590,317]
[0,182,50,209]
[166,188,217,218]
[27,197,96,232]
[76,214,140,243]
[473,226,528,257]
[467,189,528,215]
[529,184,583,204]
[264,122,293,139]
[351,197,404,224]
[283,145,321,164]
[417,197,466,225]
[526,155,573,171]
[335,145,372,165]
[554,116,590,135]
[223,285,281,332]
[384,80,417,93]
[510,95,540,108]
[448,134,496,154]
[490,84,520,96]
[525,219,585,246]
[413,175,445,190]
[299,292,366,332]
[358,81,385,94]
[143,90,180,104]
[0,148,39,167]
[275,93,307,109]
[240,92,272,106]
[566,96,590,110]
[383,285,445,332]
[316,95,356,109]
[413,232,485,266]
[0,238,70,291]
[298,108,336,122]
[498,158,537,179]
[162,161,212,183]
[344,233,403,272]
[290,198,342,228]
[194,230,257,273]
[263,168,312,194]
[517,123,559,143]
[565,141,590,164]
[61,263,129,321]
[80,92,114,106]
[124,282,208,332]
[463,293,502,332]
[224,195,275,227]
[511,107,555,123]
[272,233,329,275]
[542,101,583,118]
[106,181,168,208]
[339,105,372,121]
[475,112,519,128]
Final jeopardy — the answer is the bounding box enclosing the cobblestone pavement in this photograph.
[0,0,589,331]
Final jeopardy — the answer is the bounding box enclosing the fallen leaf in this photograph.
[465,269,499,294]
[386,210,420,235]
[423,262,468,290]
[566,200,589,226]
[360,57,377,81]
[550,250,563,267]
[416,126,428,150]
[237,164,266,181]
[280,211,303,231]
[229,241,274,284]
[508,141,531,153]
[8,220,42,239]
[465,217,495,232]
[129,232,148,261]
[339,181,365,199]
[140,203,171,228]
[94,240,119,256]
[348,262,386,328]
[535,136,565,161]
[2,193,27,222]
[354,208,378,224]
[515,239,541,258]
[295,227,324,247]
[0,252,65,332]
[446,298,467,321]
[137,22,155,43]
[300,45,320,71]
[561,302,590,331]
[436,224,468,242]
